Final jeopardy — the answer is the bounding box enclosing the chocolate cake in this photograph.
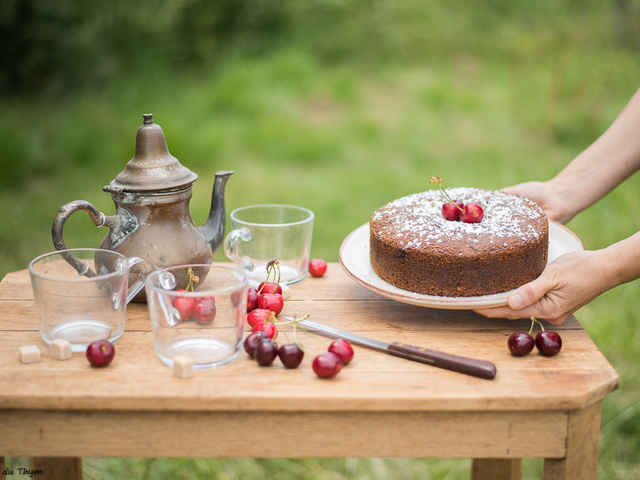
[369,188,548,297]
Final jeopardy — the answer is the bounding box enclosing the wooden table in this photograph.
[0,263,618,480]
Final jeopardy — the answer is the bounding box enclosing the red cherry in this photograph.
[171,289,187,305]
[173,296,196,322]
[258,281,282,295]
[312,352,343,378]
[247,308,274,328]
[253,321,278,340]
[278,343,305,368]
[535,331,562,356]
[246,288,259,312]
[193,297,216,324]
[328,339,354,365]
[255,339,279,366]
[243,331,268,357]
[461,203,484,223]
[309,259,328,277]
[507,332,535,356]
[441,201,464,221]
[86,340,115,367]
[258,293,284,316]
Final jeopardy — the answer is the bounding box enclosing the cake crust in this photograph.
[369,188,549,297]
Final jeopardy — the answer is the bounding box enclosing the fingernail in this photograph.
[509,293,523,309]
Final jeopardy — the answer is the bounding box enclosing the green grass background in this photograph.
[2,1,640,478]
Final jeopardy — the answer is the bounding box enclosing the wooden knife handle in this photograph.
[387,342,497,380]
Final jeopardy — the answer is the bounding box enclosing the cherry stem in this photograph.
[278,315,329,347]
[185,267,199,292]
[259,259,281,294]
[528,316,545,335]
[429,174,464,212]
[290,322,307,352]
[275,314,310,327]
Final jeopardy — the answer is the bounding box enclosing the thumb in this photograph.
[507,277,550,310]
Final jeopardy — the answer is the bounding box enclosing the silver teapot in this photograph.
[52,114,233,301]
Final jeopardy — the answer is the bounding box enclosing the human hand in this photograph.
[474,250,608,325]
[501,181,574,224]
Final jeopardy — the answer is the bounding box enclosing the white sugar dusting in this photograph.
[371,188,547,250]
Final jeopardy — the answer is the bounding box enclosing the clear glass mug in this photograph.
[29,248,150,352]
[223,204,314,286]
[145,264,248,369]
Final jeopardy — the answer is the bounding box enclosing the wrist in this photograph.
[600,232,640,287]
[544,177,582,222]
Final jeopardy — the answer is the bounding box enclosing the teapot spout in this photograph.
[200,170,234,254]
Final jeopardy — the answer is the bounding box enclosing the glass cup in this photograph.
[145,264,248,369]
[223,204,314,286]
[29,248,150,352]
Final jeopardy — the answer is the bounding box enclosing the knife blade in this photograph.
[296,319,497,380]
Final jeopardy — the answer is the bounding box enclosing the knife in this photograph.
[296,319,497,380]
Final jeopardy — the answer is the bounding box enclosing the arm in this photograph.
[477,88,640,324]
[476,230,640,324]
[504,87,640,223]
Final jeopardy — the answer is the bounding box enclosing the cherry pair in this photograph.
[508,317,562,357]
[441,201,484,223]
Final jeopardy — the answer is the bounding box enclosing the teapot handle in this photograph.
[52,200,106,277]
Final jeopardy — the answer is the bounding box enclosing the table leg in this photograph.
[30,457,82,480]
[543,401,602,480]
[471,458,521,480]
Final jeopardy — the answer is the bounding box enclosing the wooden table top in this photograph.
[0,263,619,414]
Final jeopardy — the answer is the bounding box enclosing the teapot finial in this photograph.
[103,114,198,194]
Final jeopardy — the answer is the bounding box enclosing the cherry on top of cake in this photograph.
[430,174,484,223]
[370,186,548,250]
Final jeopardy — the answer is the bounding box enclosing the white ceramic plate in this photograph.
[338,221,583,310]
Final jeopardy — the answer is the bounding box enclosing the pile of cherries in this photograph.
[243,259,353,378]
[430,174,484,223]
[508,316,562,357]
[171,267,217,325]
[244,329,354,378]
[441,200,484,223]
[173,295,216,325]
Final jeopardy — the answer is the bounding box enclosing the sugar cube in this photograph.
[173,355,194,378]
[51,338,72,360]
[281,284,292,300]
[19,345,41,364]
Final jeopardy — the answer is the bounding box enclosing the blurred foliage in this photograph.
[3,0,640,193]
[0,0,287,95]
[3,0,639,97]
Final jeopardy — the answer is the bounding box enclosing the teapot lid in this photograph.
[103,114,198,194]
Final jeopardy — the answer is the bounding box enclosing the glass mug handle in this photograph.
[224,227,254,270]
[125,257,151,304]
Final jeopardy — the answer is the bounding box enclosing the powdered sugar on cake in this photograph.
[370,188,546,250]
[369,187,549,296]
